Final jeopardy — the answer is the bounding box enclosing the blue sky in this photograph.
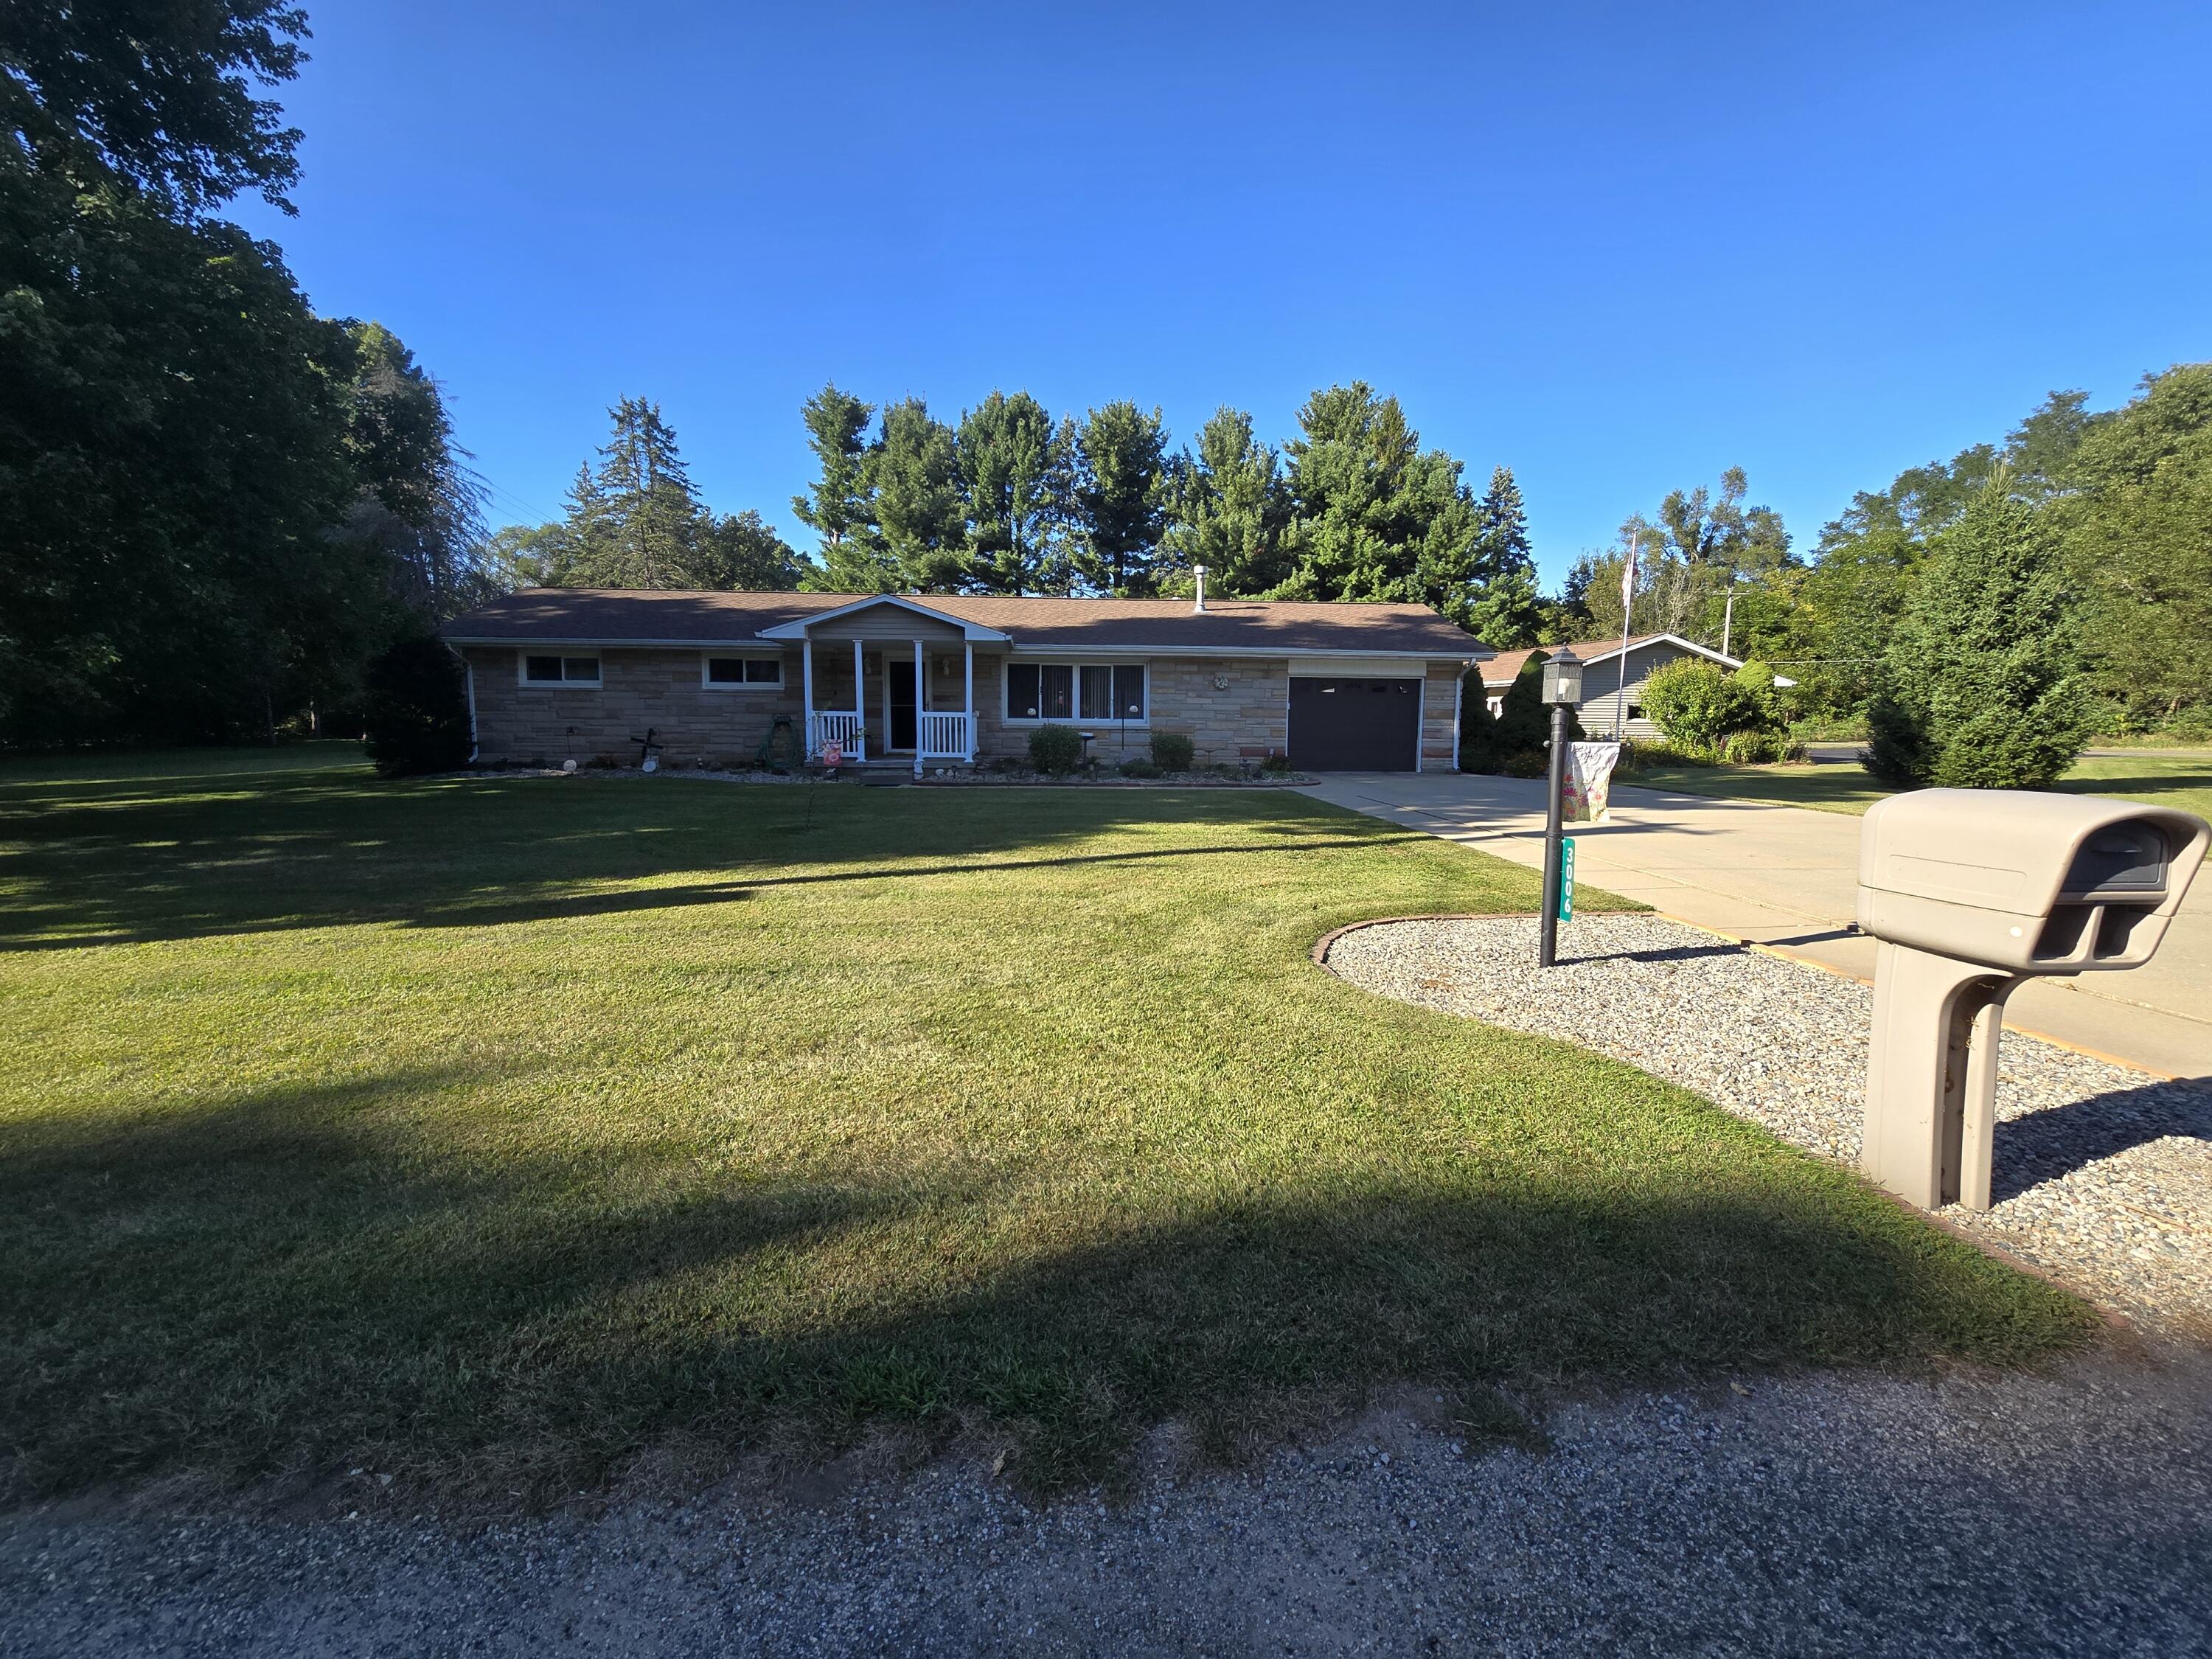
[240,0,2212,583]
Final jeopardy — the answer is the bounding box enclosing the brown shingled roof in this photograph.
[1479,633,1735,685]
[443,589,1486,658]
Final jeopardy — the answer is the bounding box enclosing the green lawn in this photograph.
[1622,753,2212,820]
[0,749,2092,1501]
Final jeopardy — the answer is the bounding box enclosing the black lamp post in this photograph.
[1539,649,1585,968]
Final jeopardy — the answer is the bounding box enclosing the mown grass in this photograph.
[0,748,2096,1501]
[1624,753,2212,819]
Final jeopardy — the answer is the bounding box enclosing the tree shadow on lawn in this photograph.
[0,1067,2096,1506]
[0,770,1424,950]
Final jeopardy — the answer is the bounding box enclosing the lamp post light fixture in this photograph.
[1540,651,1585,708]
[1540,649,1585,968]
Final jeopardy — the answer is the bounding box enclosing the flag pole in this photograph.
[1615,529,1637,741]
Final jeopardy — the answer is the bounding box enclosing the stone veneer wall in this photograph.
[968,653,1289,767]
[466,645,1461,771]
[1421,658,1463,771]
[464,646,804,765]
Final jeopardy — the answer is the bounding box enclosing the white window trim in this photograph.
[1000,660,1150,727]
[518,652,602,689]
[699,651,785,692]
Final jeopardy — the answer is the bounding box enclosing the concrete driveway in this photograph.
[1298,771,2212,1079]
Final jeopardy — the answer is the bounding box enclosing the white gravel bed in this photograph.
[1324,914,2212,1331]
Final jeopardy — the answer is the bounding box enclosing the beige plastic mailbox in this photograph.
[1856,789,2208,1211]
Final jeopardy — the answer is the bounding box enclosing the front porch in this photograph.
[776,597,1010,778]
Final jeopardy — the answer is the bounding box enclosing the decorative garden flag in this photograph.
[1562,742,1621,824]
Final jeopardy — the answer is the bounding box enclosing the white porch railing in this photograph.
[917,711,972,761]
[807,710,865,762]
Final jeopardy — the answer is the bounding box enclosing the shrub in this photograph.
[1118,757,1162,779]
[361,637,470,779]
[1867,479,2090,789]
[1150,731,1195,772]
[1721,729,1800,764]
[1029,723,1083,775]
[1640,659,1750,754]
[1464,650,1582,773]
[1639,656,1797,762]
[1500,749,1548,779]
[1616,738,1711,771]
[1259,751,1294,773]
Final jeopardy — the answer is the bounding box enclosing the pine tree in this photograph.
[1462,467,1545,647]
[1866,474,2090,788]
[1275,384,1484,626]
[524,403,793,591]
[793,382,890,590]
[1072,401,1170,595]
[873,397,969,591]
[592,397,704,587]
[957,390,1067,594]
[1159,407,1289,595]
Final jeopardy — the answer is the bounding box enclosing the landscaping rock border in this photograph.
[1321,913,2212,1335]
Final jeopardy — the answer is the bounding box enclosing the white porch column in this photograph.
[912,639,925,778]
[801,636,815,752]
[852,637,866,759]
[962,641,975,762]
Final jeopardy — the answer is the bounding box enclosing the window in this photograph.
[522,654,600,686]
[1005,661,1144,723]
[703,655,782,689]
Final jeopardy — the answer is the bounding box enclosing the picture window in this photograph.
[1005,662,1144,723]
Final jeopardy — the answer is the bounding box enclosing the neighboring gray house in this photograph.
[1480,633,1775,742]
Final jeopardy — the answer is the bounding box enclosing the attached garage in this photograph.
[1288,675,1422,771]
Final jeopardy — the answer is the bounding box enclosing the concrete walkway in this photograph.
[1298,771,2212,1079]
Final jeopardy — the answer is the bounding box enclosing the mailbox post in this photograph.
[1856,791,2208,1210]
[1537,650,1585,968]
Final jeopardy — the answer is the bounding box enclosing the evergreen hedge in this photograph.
[1867,479,2090,789]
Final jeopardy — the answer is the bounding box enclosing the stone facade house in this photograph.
[442,588,1486,774]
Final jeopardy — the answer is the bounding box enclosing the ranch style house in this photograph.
[442,586,1489,775]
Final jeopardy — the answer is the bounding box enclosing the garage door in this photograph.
[1289,677,1420,771]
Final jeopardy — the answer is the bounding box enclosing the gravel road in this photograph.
[1324,914,2212,1332]
[6,1349,2209,1658]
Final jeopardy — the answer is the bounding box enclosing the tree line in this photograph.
[496,382,1551,645]
[1558,370,2209,742]
[2,1,494,747]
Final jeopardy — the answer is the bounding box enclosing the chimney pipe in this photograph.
[1193,564,1208,613]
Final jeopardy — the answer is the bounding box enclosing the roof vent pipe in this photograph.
[1193,564,1208,613]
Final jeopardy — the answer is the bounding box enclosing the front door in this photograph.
[888,658,918,751]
